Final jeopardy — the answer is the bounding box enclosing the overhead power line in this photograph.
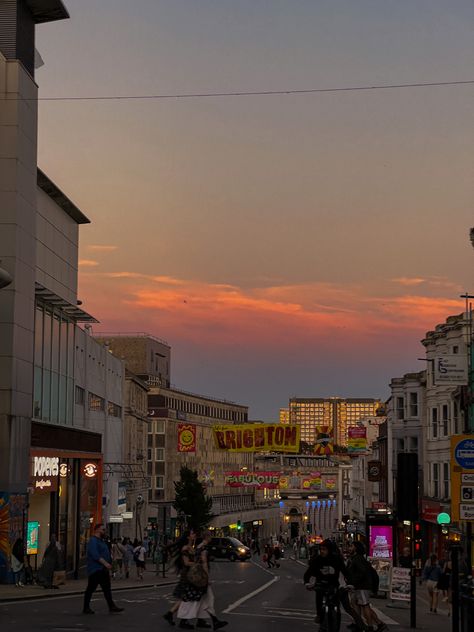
[35,79,474,102]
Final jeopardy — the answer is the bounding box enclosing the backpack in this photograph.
[133,547,141,563]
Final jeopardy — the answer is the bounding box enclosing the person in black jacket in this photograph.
[345,542,387,632]
[303,539,346,624]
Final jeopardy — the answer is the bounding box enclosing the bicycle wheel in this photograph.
[326,606,341,632]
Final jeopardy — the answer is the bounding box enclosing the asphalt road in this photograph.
[0,556,451,632]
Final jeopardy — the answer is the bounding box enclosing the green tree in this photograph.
[173,466,213,531]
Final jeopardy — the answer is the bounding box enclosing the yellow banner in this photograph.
[213,424,300,453]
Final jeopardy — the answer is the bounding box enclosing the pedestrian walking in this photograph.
[423,553,442,614]
[37,534,61,589]
[263,544,275,568]
[133,540,147,580]
[163,530,206,629]
[82,523,124,615]
[111,538,125,579]
[254,538,261,556]
[273,543,282,568]
[345,541,387,632]
[123,537,134,578]
[194,531,228,630]
[11,538,25,587]
[398,546,412,569]
[437,557,452,615]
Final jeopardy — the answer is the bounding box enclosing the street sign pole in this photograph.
[410,521,416,629]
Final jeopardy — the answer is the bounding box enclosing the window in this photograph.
[431,408,438,438]
[88,392,105,412]
[409,392,418,417]
[75,386,85,405]
[155,419,165,434]
[155,476,164,489]
[433,463,439,498]
[442,404,449,436]
[453,345,459,354]
[396,397,404,420]
[453,401,459,434]
[443,463,449,498]
[107,401,122,417]
[155,448,165,461]
[409,436,418,452]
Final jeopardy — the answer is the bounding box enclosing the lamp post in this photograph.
[0,266,12,289]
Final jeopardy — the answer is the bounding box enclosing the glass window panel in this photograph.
[67,324,74,377]
[67,378,74,424]
[33,366,42,418]
[59,375,67,422]
[60,319,68,375]
[43,311,52,370]
[51,372,59,423]
[42,369,51,421]
[34,305,43,367]
[52,314,60,372]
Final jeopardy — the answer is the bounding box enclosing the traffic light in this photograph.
[414,522,422,558]
[237,520,242,531]
[397,453,419,521]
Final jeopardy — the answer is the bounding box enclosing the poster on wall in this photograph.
[368,525,393,559]
[390,567,411,601]
[213,424,300,453]
[177,424,197,453]
[348,427,368,454]
[26,521,39,555]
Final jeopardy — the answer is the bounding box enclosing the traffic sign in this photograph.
[454,438,474,470]
[460,504,474,521]
[461,487,474,502]
[436,512,451,525]
[462,473,474,484]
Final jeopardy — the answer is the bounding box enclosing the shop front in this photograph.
[420,498,450,560]
[28,423,103,578]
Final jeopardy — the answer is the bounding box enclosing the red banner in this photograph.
[225,471,280,488]
[177,424,196,453]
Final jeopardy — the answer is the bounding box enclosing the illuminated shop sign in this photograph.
[31,455,59,493]
[83,462,98,478]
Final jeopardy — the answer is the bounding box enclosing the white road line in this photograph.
[371,606,400,626]
[229,611,314,621]
[223,576,280,614]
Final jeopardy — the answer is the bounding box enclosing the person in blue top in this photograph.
[423,553,442,614]
[83,523,124,615]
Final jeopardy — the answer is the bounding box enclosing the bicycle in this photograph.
[306,581,341,632]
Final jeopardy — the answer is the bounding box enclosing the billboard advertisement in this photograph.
[368,525,393,559]
[314,426,334,456]
[348,427,368,453]
[26,521,39,555]
[213,424,300,453]
[224,471,280,489]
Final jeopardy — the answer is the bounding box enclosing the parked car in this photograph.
[209,537,251,561]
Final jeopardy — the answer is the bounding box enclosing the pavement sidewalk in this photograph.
[0,567,175,603]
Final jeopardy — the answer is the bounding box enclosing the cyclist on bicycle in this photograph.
[303,539,346,629]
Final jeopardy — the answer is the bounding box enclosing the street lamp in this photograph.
[0,266,12,289]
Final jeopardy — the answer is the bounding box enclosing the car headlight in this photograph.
[238,547,246,553]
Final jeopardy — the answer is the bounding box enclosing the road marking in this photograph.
[371,606,400,626]
[229,611,314,621]
[223,576,280,613]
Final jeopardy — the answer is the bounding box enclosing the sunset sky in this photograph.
[36,0,474,419]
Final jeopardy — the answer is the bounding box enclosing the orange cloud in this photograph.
[87,245,118,252]
[78,270,464,353]
[78,259,99,267]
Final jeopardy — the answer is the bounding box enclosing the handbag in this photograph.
[187,562,208,588]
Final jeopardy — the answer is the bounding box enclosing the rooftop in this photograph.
[26,0,69,23]
[37,169,90,224]
[93,331,170,347]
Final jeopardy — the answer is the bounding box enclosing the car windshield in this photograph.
[229,538,245,547]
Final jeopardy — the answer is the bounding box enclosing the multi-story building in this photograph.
[255,453,350,540]
[420,313,469,558]
[279,408,289,424]
[288,397,382,446]
[94,334,279,540]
